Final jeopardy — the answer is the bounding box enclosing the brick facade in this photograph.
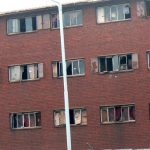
[0,0,150,149]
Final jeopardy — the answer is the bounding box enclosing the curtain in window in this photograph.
[129,106,135,120]
[115,107,121,121]
[97,7,105,23]
[27,64,35,79]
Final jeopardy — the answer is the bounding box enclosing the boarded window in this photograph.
[9,63,43,82]
[54,108,87,126]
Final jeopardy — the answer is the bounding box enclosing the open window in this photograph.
[9,63,43,82]
[100,104,135,124]
[52,59,85,77]
[98,53,138,73]
[54,108,87,126]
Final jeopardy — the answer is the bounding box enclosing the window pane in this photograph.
[118,5,124,20]
[69,109,75,124]
[97,7,105,23]
[54,112,60,126]
[51,14,59,28]
[108,107,114,122]
[18,114,23,128]
[124,4,131,19]
[32,17,37,30]
[79,59,85,74]
[119,55,127,70]
[36,112,41,126]
[25,17,32,32]
[30,113,35,127]
[63,12,70,27]
[73,61,79,75]
[100,57,106,72]
[115,106,121,121]
[104,6,110,22]
[111,6,117,21]
[129,106,135,120]
[7,19,19,33]
[27,64,35,79]
[77,11,82,25]
[101,108,108,122]
[20,18,26,32]
[127,54,132,69]
[24,114,29,127]
[70,12,77,26]
[122,107,129,121]
[12,114,17,128]
[59,110,66,125]
[9,66,21,81]
[67,61,72,75]
[106,57,113,71]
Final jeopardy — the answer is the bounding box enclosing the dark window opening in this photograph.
[127,54,132,69]
[32,17,37,30]
[107,58,113,71]
[36,113,41,126]
[100,57,106,72]
[146,0,150,16]
[22,65,28,80]
[67,61,72,75]
[69,109,75,124]
[12,114,17,128]
[125,5,131,19]
[20,18,26,32]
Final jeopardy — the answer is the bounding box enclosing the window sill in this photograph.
[11,126,42,130]
[51,24,83,30]
[99,69,135,75]
[56,74,85,78]
[101,120,135,125]
[9,78,41,83]
[97,18,131,25]
[7,30,38,36]
[54,124,87,128]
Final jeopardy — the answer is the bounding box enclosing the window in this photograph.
[51,13,60,29]
[63,10,83,27]
[54,108,87,126]
[97,3,131,23]
[52,59,85,77]
[7,16,37,34]
[91,53,138,73]
[100,104,135,124]
[9,63,43,82]
[51,10,82,29]
[11,112,41,129]
[146,0,150,16]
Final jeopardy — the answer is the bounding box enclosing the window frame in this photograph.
[98,53,137,73]
[100,104,135,124]
[9,63,43,82]
[97,3,131,24]
[11,111,41,129]
[7,16,37,35]
[53,108,87,127]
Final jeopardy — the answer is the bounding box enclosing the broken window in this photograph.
[98,53,138,73]
[63,10,83,27]
[54,108,87,126]
[52,59,85,77]
[7,16,37,34]
[11,112,41,129]
[100,104,135,124]
[97,3,131,23]
[9,63,43,82]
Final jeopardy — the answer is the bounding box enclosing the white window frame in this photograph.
[97,3,131,23]
[100,104,135,124]
[58,59,85,77]
[11,112,41,129]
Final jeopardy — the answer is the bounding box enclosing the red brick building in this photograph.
[0,0,150,149]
